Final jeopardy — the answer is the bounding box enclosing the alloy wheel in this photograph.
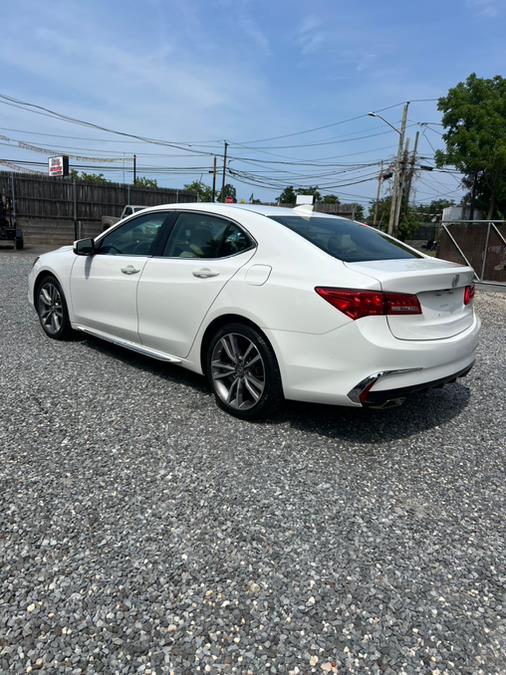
[211,332,266,410]
[38,281,64,336]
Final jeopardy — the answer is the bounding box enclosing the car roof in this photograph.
[142,202,344,219]
[222,203,298,216]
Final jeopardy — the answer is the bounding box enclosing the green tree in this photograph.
[134,176,158,189]
[217,183,237,202]
[184,180,213,202]
[278,185,323,204]
[367,196,392,228]
[350,204,364,221]
[413,199,455,221]
[397,207,422,242]
[321,194,340,204]
[70,169,110,184]
[278,186,297,205]
[295,186,321,203]
[436,73,506,218]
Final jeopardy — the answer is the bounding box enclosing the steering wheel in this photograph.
[102,244,122,255]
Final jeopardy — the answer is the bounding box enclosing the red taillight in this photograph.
[384,292,422,314]
[315,288,385,320]
[464,284,475,305]
[315,287,422,320]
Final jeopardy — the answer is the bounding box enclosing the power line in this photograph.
[229,124,417,150]
[0,135,124,163]
[0,93,219,158]
[238,101,413,144]
[0,126,224,146]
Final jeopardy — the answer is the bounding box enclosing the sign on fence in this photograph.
[48,156,69,178]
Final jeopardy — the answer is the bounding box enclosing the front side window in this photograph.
[96,212,168,256]
[163,213,253,258]
[269,215,421,262]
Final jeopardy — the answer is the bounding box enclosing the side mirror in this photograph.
[74,238,95,256]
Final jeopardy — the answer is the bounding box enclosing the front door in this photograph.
[137,211,256,358]
[70,211,170,342]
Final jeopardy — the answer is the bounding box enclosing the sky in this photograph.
[1,0,505,207]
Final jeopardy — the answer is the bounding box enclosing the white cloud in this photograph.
[0,1,281,143]
[239,16,271,56]
[296,15,326,55]
[467,0,501,16]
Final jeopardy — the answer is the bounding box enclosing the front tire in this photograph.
[206,322,283,420]
[36,276,74,340]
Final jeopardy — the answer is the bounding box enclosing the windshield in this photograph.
[269,215,421,262]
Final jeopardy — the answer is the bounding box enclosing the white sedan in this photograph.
[28,203,480,419]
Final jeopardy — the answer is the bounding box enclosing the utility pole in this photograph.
[373,161,384,227]
[221,141,228,202]
[388,101,409,235]
[133,154,137,185]
[211,156,217,202]
[394,138,410,235]
[404,130,420,212]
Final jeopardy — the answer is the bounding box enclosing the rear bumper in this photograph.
[264,311,480,406]
[352,362,474,409]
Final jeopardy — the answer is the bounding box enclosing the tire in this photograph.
[206,322,284,420]
[35,275,74,340]
[15,235,24,250]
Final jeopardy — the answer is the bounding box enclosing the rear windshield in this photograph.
[269,215,421,262]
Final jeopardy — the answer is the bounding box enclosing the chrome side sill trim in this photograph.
[73,324,182,363]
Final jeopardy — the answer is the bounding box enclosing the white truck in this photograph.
[101,205,147,231]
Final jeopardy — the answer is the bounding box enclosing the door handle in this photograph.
[193,268,220,279]
[121,265,141,275]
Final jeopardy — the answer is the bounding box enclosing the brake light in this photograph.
[464,284,475,305]
[315,287,422,320]
[385,292,422,314]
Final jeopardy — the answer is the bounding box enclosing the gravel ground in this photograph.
[0,250,505,675]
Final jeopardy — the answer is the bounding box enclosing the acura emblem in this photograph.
[451,274,459,288]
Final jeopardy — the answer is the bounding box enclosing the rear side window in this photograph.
[163,213,253,258]
[269,216,421,262]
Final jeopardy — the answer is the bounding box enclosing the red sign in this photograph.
[48,155,69,177]
[225,196,234,203]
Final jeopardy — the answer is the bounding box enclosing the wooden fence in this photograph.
[0,171,196,223]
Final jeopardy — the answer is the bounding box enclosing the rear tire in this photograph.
[206,322,284,420]
[35,275,74,340]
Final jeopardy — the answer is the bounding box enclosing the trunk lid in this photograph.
[346,258,475,340]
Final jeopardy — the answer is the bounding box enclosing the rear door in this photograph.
[137,211,256,358]
[346,258,475,340]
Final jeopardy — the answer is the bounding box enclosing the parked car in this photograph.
[28,203,480,419]
[101,204,147,231]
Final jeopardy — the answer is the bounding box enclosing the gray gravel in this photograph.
[0,249,505,674]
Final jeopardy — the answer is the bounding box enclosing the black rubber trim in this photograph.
[363,362,474,407]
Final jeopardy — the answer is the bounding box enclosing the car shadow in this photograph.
[79,334,210,394]
[79,333,472,443]
[276,383,471,444]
